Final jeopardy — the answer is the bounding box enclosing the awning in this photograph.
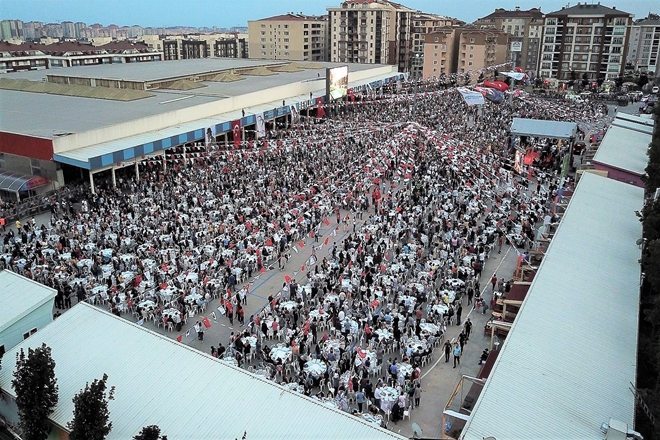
[510,118,577,139]
[0,170,49,193]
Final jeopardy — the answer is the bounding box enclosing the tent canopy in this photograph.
[510,117,577,139]
[0,170,49,194]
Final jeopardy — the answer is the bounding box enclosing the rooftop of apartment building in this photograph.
[546,2,631,17]
[253,13,328,22]
[478,7,544,20]
[0,40,153,55]
[634,13,660,26]
[329,0,414,12]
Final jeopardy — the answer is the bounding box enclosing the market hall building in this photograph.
[0,58,402,197]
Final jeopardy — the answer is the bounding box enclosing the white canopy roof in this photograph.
[510,117,577,139]
[461,173,643,440]
[0,303,404,440]
[592,124,651,176]
[0,270,56,334]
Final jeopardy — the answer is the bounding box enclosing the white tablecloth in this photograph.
[270,345,292,362]
[303,359,327,377]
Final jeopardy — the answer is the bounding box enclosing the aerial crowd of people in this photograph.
[0,72,608,427]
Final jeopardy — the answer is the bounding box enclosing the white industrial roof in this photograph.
[510,117,577,139]
[0,303,405,440]
[614,113,655,128]
[54,71,400,166]
[592,124,651,175]
[611,118,654,135]
[0,60,389,139]
[461,173,643,440]
[0,270,56,333]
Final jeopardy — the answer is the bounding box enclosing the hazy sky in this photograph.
[1,0,657,27]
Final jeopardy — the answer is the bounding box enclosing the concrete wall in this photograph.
[0,299,54,353]
[52,64,396,154]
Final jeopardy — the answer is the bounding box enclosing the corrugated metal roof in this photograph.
[611,118,654,135]
[461,173,643,440]
[0,270,56,333]
[510,117,577,139]
[0,303,405,440]
[592,125,651,175]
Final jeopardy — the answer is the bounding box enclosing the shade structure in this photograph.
[0,170,49,194]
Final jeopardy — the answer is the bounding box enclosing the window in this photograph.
[23,328,37,340]
[30,159,41,176]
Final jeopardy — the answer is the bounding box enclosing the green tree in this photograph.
[11,343,58,440]
[68,374,115,440]
[134,425,167,440]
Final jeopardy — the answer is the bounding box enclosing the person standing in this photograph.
[444,340,452,362]
[356,389,366,413]
[413,383,422,407]
[453,343,462,368]
[465,318,472,340]
[490,273,498,292]
[456,303,463,325]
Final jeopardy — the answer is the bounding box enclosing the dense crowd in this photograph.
[0,76,607,427]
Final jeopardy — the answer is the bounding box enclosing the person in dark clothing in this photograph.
[456,303,463,325]
[444,340,452,362]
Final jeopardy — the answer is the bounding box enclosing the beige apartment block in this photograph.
[328,0,415,72]
[423,27,508,78]
[248,13,328,61]
[410,12,463,78]
[475,7,544,73]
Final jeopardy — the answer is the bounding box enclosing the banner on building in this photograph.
[510,41,523,52]
[231,120,241,147]
[256,113,266,138]
[205,125,216,147]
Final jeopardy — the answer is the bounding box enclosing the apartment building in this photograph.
[162,34,248,60]
[410,13,462,78]
[422,27,508,78]
[0,40,162,73]
[626,14,660,74]
[475,7,544,73]
[248,13,328,61]
[538,3,632,81]
[328,0,414,72]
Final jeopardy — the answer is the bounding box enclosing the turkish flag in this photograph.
[265,238,273,247]
[202,317,212,329]
[297,240,305,249]
[176,335,183,343]
[260,266,266,273]
[322,217,330,226]
[231,120,241,148]
[308,230,315,239]
[300,263,306,272]
[323,237,330,246]
[284,275,292,284]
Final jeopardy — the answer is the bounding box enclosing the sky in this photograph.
[1,0,657,28]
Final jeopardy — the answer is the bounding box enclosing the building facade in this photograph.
[538,3,632,81]
[0,40,163,73]
[248,14,328,61]
[162,34,249,60]
[409,13,462,78]
[626,14,660,74]
[475,7,544,73]
[328,0,414,72]
[422,27,509,78]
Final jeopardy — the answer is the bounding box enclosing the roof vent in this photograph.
[600,419,644,440]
